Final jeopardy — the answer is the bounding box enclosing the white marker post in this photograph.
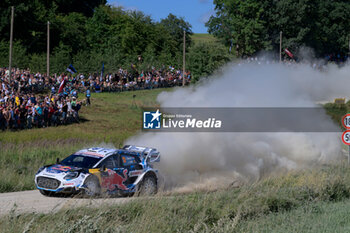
[341,114,350,164]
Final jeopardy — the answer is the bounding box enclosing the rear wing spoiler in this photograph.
[122,145,160,163]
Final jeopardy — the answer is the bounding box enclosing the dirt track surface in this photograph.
[0,190,133,216]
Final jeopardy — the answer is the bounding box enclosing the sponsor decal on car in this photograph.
[52,165,72,171]
[63,183,74,186]
[129,170,143,177]
[81,151,105,158]
[42,173,55,177]
[47,165,73,173]
[101,169,128,191]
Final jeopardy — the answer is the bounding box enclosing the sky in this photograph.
[108,0,216,33]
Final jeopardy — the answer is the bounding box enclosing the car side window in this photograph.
[121,155,139,167]
[100,155,119,169]
[72,156,84,162]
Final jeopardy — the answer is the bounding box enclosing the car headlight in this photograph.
[64,172,79,180]
[36,166,45,174]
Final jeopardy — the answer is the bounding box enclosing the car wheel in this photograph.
[39,189,54,197]
[83,175,101,197]
[138,175,157,196]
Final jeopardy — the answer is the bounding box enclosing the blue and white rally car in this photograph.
[35,145,160,197]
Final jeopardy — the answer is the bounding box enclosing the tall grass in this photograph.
[1,164,350,232]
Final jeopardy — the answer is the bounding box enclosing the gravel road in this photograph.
[0,190,133,216]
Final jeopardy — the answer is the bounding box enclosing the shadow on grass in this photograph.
[41,190,133,199]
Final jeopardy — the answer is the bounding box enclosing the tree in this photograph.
[268,0,317,53]
[50,43,72,74]
[207,0,271,56]
[313,0,350,55]
[54,13,88,54]
[0,3,196,74]
[0,0,105,54]
[207,0,350,57]
[85,5,117,51]
[0,40,28,68]
[160,14,193,54]
[53,0,106,17]
[187,41,233,82]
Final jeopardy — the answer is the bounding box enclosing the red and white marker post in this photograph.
[341,114,350,164]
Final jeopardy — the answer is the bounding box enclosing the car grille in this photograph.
[37,176,61,190]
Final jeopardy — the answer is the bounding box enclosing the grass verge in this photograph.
[1,164,350,232]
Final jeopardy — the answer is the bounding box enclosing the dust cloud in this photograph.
[126,62,349,190]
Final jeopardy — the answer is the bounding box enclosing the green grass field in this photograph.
[191,33,218,43]
[1,89,350,232]
[0,89,164,193]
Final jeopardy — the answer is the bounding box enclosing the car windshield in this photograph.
[60,154,102,168]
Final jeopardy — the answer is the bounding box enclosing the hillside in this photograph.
[191,33,218,43]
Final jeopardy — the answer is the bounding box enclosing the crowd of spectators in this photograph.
[0,67,85,131]
[0,53,347,131]
[0,65,191,131]
[85,66,191,93]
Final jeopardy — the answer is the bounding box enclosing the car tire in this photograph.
[39,189,54,197]
[138,175,157,196]
[82,175,101,197]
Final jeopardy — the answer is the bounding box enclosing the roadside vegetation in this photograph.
[2,163,350,232]
[324,101,350,128]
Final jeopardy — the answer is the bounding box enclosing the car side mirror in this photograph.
[99,165,106,172]
[56,158,60,164]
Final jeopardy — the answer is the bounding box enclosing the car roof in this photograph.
[75,147,119,158]
[117,149,142,157]
[74,146,155,159]
[122,145,158,155]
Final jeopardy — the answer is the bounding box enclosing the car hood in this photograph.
[45,164,81,174]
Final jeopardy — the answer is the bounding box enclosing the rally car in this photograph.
[35,145,160,197]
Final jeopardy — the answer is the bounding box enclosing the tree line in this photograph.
[207,0,350,58]
[5,0,346,82]
[0,1,199,75]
